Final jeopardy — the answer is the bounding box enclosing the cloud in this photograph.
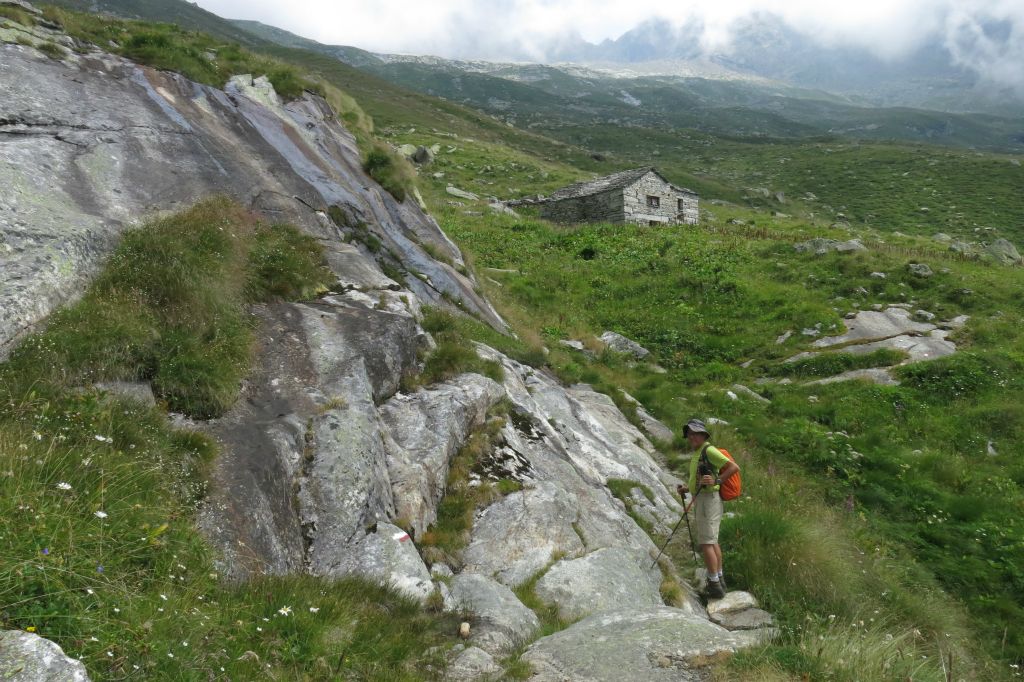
[194,0,1024,89]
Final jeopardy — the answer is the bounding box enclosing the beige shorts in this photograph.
[694,490,723,545]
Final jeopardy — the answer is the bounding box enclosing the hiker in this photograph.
[676,418,739,600]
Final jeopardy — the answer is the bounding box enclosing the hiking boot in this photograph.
[705,580,725,600]
[718,575,727,592]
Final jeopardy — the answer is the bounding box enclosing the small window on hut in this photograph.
[678,198,686,212]
[646,195,660,208]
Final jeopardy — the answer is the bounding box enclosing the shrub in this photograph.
[364,141,416,202]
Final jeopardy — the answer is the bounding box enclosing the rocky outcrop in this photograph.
[382,374,506,539]
[535,547,664,621]
[0,631,89,682]
[599,331,651,359]
[521,607,771,681]
[0,36,503,357]
[443,573,540,655]
[987,238,1022,265]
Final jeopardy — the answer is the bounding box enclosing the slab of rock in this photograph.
[731,384,770,404]
[812,308,935,348]
[0,631,89,682]
[838,330,956,363]
[521,607,766,682]
[444,573,540,654]
[710,608,774,631]
[806,368,899,386]
[462,482,585,587]
[775,330,793,345]
[986,238,1022,265]
[446,185,479,201]
[381,373,505,538]
[557,339,586,352]
[447,646,501,681]
[706,591,758,616]
[324,523,433,602]
[599,331,651,359]
[0,41,506,358]
[535,547,663,621]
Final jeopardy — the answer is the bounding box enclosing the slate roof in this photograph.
[545,167,695,201]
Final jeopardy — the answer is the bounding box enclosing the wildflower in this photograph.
[160,594,168,601]
[181,641,188,648]
[277,606,292,617]
[167,652,174,658]
[106,651,113,658]
[309,606,319,613]
[26,626,36,633]
[56,482,72,491]
[94,435,111,443]
[41,548,49,555]
[94,511,108,519]
[97,565,104,573]
[32,431,43,441]
[256,626,263,632]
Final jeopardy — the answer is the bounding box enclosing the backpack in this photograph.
[701,444,742,501]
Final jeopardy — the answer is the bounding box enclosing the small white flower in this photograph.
[56,482,72,491]
[256,626,263,632]
[106,651,113,658]
[32,431,43,441]
[94,511,108,519]
[94,435,111,443]
[309,606,319,613]
[277,606,292,616]
[181,641,188,648]
[160,594,168,601]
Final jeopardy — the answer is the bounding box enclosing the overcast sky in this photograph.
[193,0,1024,86]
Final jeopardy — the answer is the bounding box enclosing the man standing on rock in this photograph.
[677,419,739,600]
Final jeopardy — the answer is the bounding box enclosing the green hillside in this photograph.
[9,5,1024,680]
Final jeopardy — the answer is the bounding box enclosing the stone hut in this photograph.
[539,167,698,226]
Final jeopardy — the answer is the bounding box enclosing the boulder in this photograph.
[730,384,770,404]
[806,367,899,387]
[0,631,89,682]
[411,145,435,164]
[462,482,585,587]
[812,307,935,348]
[446,185,479,201]
[986,238,1022,265]
[710,608,774,631]
[323,523,434,602]
[535,547,663,621]
[381,374,506,538]
[949,241,975,255]
[446,646,502,681]
[907,262,933,278]
[706,591,759,615]
[521,607,767,682]
[599,331,651,359]
[397,143,418,158]
[443,573,540,654]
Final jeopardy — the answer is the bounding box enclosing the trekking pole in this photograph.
[650,486,701,569]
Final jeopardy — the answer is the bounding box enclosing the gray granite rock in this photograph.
[381,374,505,538]
[326,523,434,602]
[535,547,663,621]
[446,646,501,681]
[446,185,479,201]
[0,631,89,682]
[444,573,540,654]
[462,482,586,587]
[710,608,774,631]
[599,331,651,359]
[706,591,759,616]
[522,607,766,682]
[0,41,504,357]
[987,238,1022,265]
[908,262,933,277]
[806,368,900,386]
[812,308,935,348]
[93,381,156,407]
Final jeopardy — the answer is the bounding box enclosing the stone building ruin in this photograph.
[539,167,698,226]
